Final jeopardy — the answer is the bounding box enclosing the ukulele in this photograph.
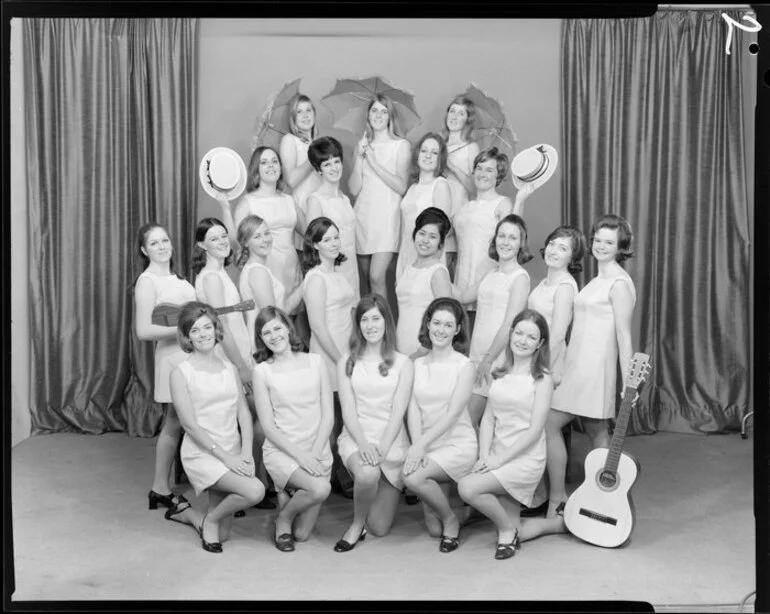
[151,300,256,327]
[563,352,651,548]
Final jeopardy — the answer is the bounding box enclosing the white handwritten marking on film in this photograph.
[721,13,762,55]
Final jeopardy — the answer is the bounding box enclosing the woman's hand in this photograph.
[238,454,256,477]
[402,443,426,476]
[475,356,493,388]
[297,449,324,477]
[472,452,489,473]
[358,136,369,159]
[359,442,381,466]
[222,452,253,477]
[474,454,501,473]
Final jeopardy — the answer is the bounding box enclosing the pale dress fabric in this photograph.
[395,176,450,281]
[234,192,302,295]
[551,269,637,419]
[301,267,355,391]
[255,353,333,490]
[453,195,506,309]
[395,262,449,357]
[527,275,579,382]
[239,261,286,356]
[284,134,322,251]
[178,358,243,495]
[195,269,253,369]
[411,352,478,481]
[354,139,407,254]
[337,352,411,489]
[487,372,546,507]
[307,191,360,301]
[137,270,196,403]
[469,267,531,396]
[445,143,475,254]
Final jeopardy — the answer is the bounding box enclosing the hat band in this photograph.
[206,160,237,192]
[518,149,549,182]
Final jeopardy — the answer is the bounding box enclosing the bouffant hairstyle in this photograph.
[176,301,224,353]
[252,305,304,363]
[491,309,551,381]
[307,136,344,172]
[416,297,470,355]
[488,214,534,265]
[412,207,452,250]
[441,95,476,142]
[191,217,233,275]
[345,293,398,378]
[589,214,634,263]
[301,217,347,273]
[246,146,286,193]
[539,226,587,274]
[473,147,509,187]
[409,132,448,184]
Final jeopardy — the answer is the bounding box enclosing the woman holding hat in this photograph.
[349,94,412,306]
[395,207,454,359]
[395,132,452,282]
[306,136,360,301]
[441,96,480,277]
[544,214,636,519]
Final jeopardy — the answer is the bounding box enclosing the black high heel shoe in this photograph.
[439,531,461,553]
[148,490,184,510]
[494,529,521,560]
[333,528,367,553]
[200,515,223,554]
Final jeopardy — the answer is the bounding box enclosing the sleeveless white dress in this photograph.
[528,275,579,382]
[354,139,408,254]
[302,266,356,391]
[337,352,411,489]
[137,270,196,403]
[255,352,333,490]
[395,262,449,357]
[307,191,360,301]
[283,134,323,251]
[396,176,450,281]
[239,261,286,356]
[410,352,478,481]
[445,142,475,254]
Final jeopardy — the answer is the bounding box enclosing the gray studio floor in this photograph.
[9,429,756,610]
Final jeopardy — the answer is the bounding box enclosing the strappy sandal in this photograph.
[164,498,201,535]
[439,534,460,553]
[555,501,566,517]
[148,490,185,510]
[494,529,521,560]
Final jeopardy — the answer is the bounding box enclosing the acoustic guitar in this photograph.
[151,300,256,327]
[563,352,652,548]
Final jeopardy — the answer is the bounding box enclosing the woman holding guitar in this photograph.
[544,214,636,518]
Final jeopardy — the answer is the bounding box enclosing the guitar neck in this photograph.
[604,385,636,474]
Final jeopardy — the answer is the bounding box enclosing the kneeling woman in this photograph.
[170,302,266,554]
[402,297,478,553]
[457,309,552,560]
[251,306,334,553]
[335,294,415,552]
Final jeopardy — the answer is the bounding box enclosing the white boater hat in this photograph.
[199,147,248,200]
[510,144,558,191]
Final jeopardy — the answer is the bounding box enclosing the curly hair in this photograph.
[416,297,470,355]
[540,225,587,274]
[473,147,509,187]
[589,214,634,263]
[176,301,225,353]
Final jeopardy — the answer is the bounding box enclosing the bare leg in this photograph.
[369,252,394,303]
[365,478,402,537]
[151,404,183,495]
[403,460,459,539]
[467,394,488,431]
[583,417,610,449]
[277,470,331,541]
[458,472,519,544]
[545,408,575,517]
[519,516,567,542]
[340,454,380,543]
[201,474,265,546]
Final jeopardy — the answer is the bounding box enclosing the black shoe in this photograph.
[274,531,295,553]
[253,497,277,510]
[555,501,566,517]
[234,510,246,518]
[334,528,367,553]
[521,500,549,518]
[405,493,419,505]
[494,529,521,560]
[148,490,181,510]
[164,499,200,536]
[439,533,460,553]
[200,515,223,553]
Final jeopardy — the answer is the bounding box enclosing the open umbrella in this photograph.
[463,82,519,157]
[321,76,421,138]
[252,77,302,152]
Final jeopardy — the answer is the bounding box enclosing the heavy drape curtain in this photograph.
[562,11,752,435]
[24,18,198,436]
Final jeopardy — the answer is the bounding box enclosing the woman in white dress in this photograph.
[441,96,480,278]
[335,294,415,552]
[306,136,360,300]
[403,297,478,553]
[458,309,553,559]
[134,224,198,518]
[170,302,266,553]
[457,214,533,427]
[252,306,334,552]
[545,214,636,518]
[278,93,322,251]
[348,94,411,304]
[395,132,452,282]
[395,207,454,359]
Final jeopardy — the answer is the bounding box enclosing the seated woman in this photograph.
[457,309,553,560]
[251,306,334,553]
[402,297,478,553]
[170,302,266,554]
[334,294,415,552]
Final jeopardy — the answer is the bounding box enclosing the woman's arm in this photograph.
[170,365,252,476]
[311,356,335,457]
[511,182,535,217]
[376,358,415,458]
[304,274,344,364]
[134,276,178,342]
[247,265,278,312]
[280,134,313,190]
[214,195,239,251]
[232,196,251,235]
[610,279,635,389]
[336,356,379,465]
[284,286,304,316]
[430,265,454,300]
[446,141,480,197]
[475,274,530,387]
[233,370,255,474]
[363,139,411,196]
[495,195,514,221]
[472,402,496,471]
[548,283,576,386]
[431,179,452,216]
[348,137,366,197]
[305,193,324,229]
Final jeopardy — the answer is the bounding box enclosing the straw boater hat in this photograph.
[510,144,558,191]
[199,147,248,200]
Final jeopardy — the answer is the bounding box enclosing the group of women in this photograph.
[133,90,637,559]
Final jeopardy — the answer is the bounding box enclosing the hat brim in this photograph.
[511,144,558,192]
[199,147,248,201]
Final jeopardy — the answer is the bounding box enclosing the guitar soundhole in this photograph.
[599,470,617,489]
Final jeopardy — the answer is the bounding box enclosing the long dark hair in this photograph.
[345,294,397,378]
[540,225,587,274]
[416,297,470,355]
[491,309,550,381]
[408,132,448,185]
[301,217,347,273]
[252,306,304,363]
[132,223,186,287]
[191,217,233,276]
[246,146,286,193]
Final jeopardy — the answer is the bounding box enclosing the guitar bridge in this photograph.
[578,508,618,526]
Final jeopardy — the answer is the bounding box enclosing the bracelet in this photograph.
[209,443,218,453]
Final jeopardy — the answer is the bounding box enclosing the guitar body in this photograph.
[151,300,255,327]
[563,447,640,548]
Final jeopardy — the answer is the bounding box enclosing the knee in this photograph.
[367,518,393,538]
[246,480,266,506]
[355,466,381,488]
[309,479,331,503]
[161,412,183,437]
[402,473,419,492]
[457,478,479,504]
[293,528,310,542]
